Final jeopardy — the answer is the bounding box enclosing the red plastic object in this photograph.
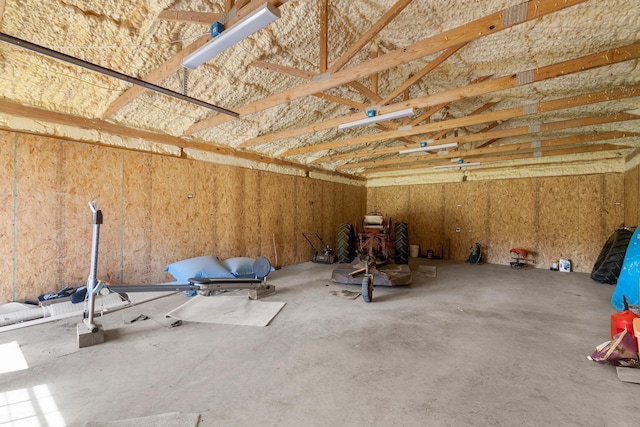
[509,248,529,258]
[610,297,639,344]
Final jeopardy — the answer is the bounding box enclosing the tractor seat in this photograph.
[364,214,384,225]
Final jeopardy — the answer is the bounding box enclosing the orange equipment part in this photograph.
[510,248,529,258]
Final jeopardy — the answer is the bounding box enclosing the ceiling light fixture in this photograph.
[433,162,481,169]
[338,108,415,130]
[182,3,281,69]
[399,141,458,154]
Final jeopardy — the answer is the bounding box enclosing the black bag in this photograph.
[468,243,482,264]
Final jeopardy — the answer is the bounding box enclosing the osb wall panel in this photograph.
[321,181,337,249]
[603,174,625,232]
[0,131,14,302]
[341,184,365,229]
[151,155,196,283]
[625,166,639,228]
[60,142,124,285]
[486,178,538,266]
[259,171,283,263]
[538,176,580,270]
[370,173,624,273]
[443,182,488,261]
[367,185,410,224]
[14,135,63,301]
[462,181,489,260]
[409,184,445,258]
[243,169,261,259]
[193,162,217,258]
[1,131,365,301]
[577,175,606,273]
[295,177,316,264]
[122,152,153,285]
[277,174,296,267]
[214,165,245,259]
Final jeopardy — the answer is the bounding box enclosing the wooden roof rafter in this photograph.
[319,0,328,73]
[380,43,466,106]
[311,92,640,166]
[364,142,632,174]
[282,42,640,157]
[158,10,224,25]
[311,116,504,165]
[186,0,588,135]
[337,113,640,171]
[247,0,418,131]
[326,0,414,75]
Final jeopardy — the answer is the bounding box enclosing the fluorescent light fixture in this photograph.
[338,108,414,130]
[182,3,281,69]
[433,162,481,169]
[399,142,457,154]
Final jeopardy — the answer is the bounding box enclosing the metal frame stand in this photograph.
[77,201,105,348]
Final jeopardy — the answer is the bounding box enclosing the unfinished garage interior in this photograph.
[1,0,640,425]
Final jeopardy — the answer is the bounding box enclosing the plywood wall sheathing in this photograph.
[214,165,245,261]
[487,178,538,266]
[193,163,217,259]
[259,170,282,263]
[443,182,489,261]
[604,174,625,234]
[624,166,639,227]
[409,184,445,259]
[538,176,580,271]
[278,174,297,267]
[294,177,316,264]
[243,169,261,259]
[62,142,124,285]
[1,130,363,301]
[369,173,625,273]
[577,175,606,273]
[0,131,14,302]
[122,152,153,285]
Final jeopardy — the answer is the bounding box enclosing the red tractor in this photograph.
[332,213,410,302]
[336,213,408,265]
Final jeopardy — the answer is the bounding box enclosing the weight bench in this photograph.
[107,257,275,300]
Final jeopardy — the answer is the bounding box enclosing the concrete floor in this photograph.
[0,259,637,426]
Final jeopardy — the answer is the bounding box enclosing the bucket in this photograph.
[612,310,638,342]
[611,296,639,344]
[409,245,419,258]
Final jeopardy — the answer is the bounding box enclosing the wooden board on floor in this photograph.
[616,366,640,384]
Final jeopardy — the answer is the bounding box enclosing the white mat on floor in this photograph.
[82,412,200,427]
[165,295,285,327]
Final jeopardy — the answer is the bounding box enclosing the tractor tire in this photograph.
[362,275,373,303]
[591,228,633,284]
[394,222,409,264]
[337,223,355,263]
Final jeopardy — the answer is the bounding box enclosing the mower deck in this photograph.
[331,259,412,287]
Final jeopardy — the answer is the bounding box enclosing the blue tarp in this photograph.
[611,227,640,311]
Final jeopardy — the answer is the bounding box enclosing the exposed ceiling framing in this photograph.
[0,0,639,181]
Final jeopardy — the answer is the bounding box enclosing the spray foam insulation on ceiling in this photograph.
[0,0,639,181]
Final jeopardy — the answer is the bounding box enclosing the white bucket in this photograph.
[409,245,420,258]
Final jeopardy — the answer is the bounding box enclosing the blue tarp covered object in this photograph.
[611,227,640,311]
